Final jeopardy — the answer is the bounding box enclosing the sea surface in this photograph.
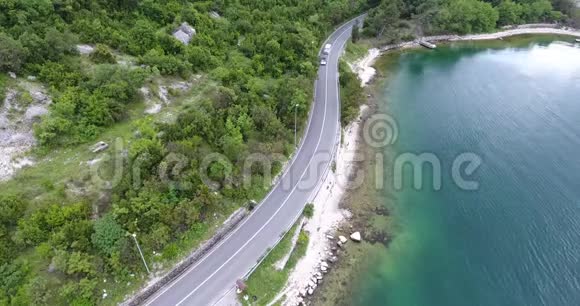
[355,38,580,306]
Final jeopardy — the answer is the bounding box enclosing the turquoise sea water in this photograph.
[356,39,580,306]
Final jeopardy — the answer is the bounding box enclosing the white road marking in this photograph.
[175,26,353,306]
[145,18,358,306]
[175,44,332,306]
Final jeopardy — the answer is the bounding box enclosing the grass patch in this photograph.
[303,203,314,218]
[338,60,364,125]
[343,41,372,63]
[0,74,7,103]
[241,221,309,306]
[0,74,216,203]
[0,72,230,305]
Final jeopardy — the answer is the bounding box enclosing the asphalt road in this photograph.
[144,17,363,306]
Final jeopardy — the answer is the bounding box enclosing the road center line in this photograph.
[175,25,353,306]
[144,19,357,306]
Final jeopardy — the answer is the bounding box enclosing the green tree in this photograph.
[497,0,524,25]
[0,195,27,227]
[59,278,97,305]
[127,19,158,55]
[303,203,314,218]
[89,44,116,64]
[364,0,402,39]
[92,214,125,256]
[0,33,27,72]
[20,277,53,305]
[436,0,499,34]
[66,252,96,276]
[44,28,78,61]
[221,119,246,161]
[521,0,554,22]
[186,45,218,71]
[351,20,361,42]
[0,262,28,303]
[18,31,46,65]
[139,49,191,76]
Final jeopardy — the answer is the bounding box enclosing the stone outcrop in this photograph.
[77,44,95,55]
[172,22,196,45]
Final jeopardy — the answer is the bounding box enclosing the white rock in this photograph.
[8,72,16,79]
[76,44,95,55]
[308,288,314,295]
[326,235,334,240]
[338,235,348,244]
[90,141,109,153]
[172,22,196,45]
[158,86,169,103]
[102,293,108,299]
[30,91,49,103]
[243,295,249,301]
[27,75,37,81]
[350,232,362,242]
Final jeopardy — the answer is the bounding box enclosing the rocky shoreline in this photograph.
[275,102,371,306]
[347,24,580,94]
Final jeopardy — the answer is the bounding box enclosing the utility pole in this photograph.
[131,233,150,274]
[294,103,299,148]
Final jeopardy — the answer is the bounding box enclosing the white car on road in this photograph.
[323,43,332,54]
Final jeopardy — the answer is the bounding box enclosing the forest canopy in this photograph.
[364,0,578,39]
[0,0,578,304]
[0,0,370,304]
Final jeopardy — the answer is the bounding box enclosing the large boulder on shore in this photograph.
[350,232,362,242]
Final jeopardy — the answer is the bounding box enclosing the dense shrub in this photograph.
[89,44,116,64]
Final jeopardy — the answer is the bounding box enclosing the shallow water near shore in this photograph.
[353,39,580,306]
